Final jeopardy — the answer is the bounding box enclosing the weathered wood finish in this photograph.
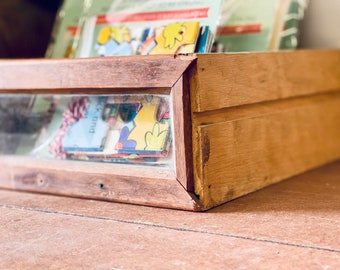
[171,76,194,191]
[192,92,340,209]
[0,54,199,210]
[191,50,340,112]
[1,51,340,210]
[0,157,199,210]
[0,55,195,93]
[190,50,340,209]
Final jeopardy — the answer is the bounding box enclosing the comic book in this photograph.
[46,0,222,58]
[61,96,109,152]
[77,0,223,57]
[278,0,309,50]
[115,96,170,155]
[215,0,280,52]
[195,26,214,53]
[79,19,200,57]
[38,95,172,164]
[215,0,308,52]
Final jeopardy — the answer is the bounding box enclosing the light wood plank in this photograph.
[0,157,199,211]
[191,50,340,112]
[193,92,340,209]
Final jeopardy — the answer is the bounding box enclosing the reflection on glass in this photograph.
[0,94,173,167]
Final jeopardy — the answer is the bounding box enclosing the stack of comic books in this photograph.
[48,0,223,58]
[27,95,173,165]
[47,0,307,56]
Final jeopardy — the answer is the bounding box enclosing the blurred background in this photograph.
[0,0,62,58]
[298,0,340,49]
[0,0,339,58]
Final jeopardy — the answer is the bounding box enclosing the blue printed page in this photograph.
[62,96,109,152]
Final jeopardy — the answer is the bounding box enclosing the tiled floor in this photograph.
[1,161,339,269]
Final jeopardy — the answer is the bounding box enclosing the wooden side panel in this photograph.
[191,50,340,112]
[0,157,200,211]
[171,76,193,191]
[0,55,195,93]
[193,92,340,209]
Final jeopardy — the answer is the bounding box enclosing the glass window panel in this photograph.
[0,94,174,168]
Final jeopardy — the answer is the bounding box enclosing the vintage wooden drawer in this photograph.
[0,50,339,211]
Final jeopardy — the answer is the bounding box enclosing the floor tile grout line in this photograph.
[2,203,340,254]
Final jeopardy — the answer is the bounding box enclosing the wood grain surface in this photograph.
[0,156,199,210]
[171,76,194,191]
[0,54,195,93]
[191,50,340,112]
[193,91,340,209]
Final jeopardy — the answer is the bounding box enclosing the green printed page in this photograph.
[105,0,222,34]
[215,0,279,52]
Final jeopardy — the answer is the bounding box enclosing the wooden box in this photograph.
[0,50,339,211]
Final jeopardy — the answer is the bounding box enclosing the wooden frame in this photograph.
[0,55,200,211]
[0,50,340,211]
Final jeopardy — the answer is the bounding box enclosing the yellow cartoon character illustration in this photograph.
[118,96,170,152]
[145,122,169,151]
[95,26,133,56]
[148,21,200,54]
[163,23,186,49]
